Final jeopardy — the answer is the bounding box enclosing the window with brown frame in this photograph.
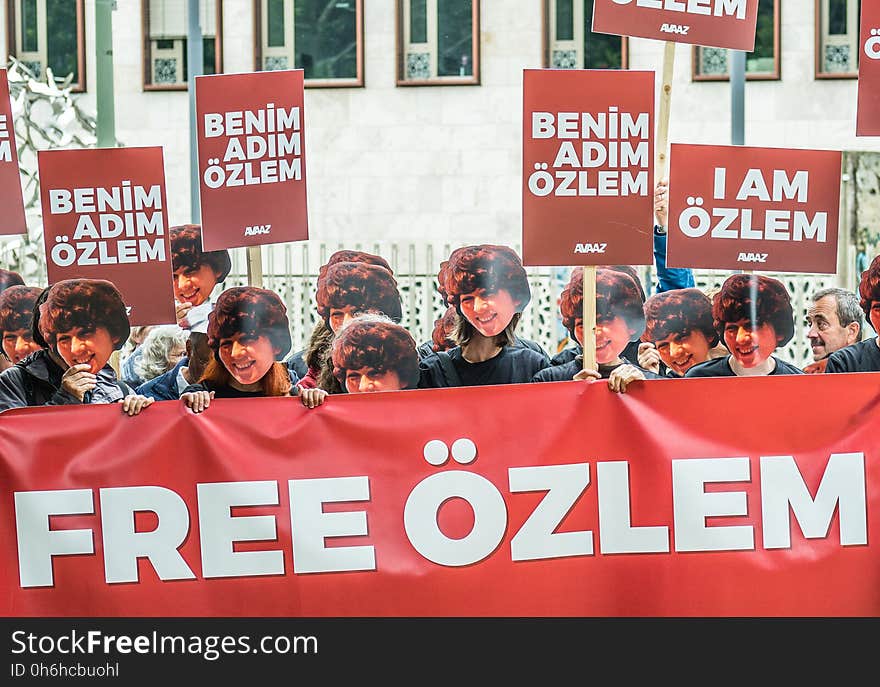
[143,0,222,90]
[693,0,779,81]
[397,0,480,85]
[543,0,628,70]
[816,0,861,78]
[254,0,363,88]
[5,0,86,91]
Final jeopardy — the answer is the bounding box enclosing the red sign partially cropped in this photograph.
[4,373,877,617]
[857,3,880,136]
[0,69,26,236]
[37,147,175,325]
[195,70,308,251]
[666,144,841,273]
[592,0,760,51]
[522,69,654,266]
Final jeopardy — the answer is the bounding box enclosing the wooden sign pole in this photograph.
[247,245,263,287]
[582,266,597,371]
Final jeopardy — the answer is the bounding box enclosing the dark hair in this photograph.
[31,287,50,348]
[331,316,420,390]
[559,267,645,340]
[39,279,130,349]
[207,286,292,359]
[812,287,863,334]
[605,265,646,303]
[318,250,392,280]
[0,269,24,292]
[169,224,232,282]
[643,288,718,347]
[431,305,458,352]
[713,274,794,346]
[0,286,41,335]
[858,254,880,321]
[315,262,403,323]
[439,245,531,311]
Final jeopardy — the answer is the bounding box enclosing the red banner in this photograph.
[522,69,654,266]
[195,71,308,251]
[857,3,880,136]
[592,0,760,51]
[666,143,841,273]
[37,147,175,325]
[0,69,27,236]
[2,374,879,617]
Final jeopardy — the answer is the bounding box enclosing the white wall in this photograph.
[2,0,878,247]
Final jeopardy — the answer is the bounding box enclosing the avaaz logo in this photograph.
[244,224,272,236]
[660,23,690,36]
[574,243,607,254]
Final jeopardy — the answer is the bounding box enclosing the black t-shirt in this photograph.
[419,346,549,388]
[685,355,804,377]
[532,357,660,383]
[182,379,268,399]
[550,341,639,366]
[825,338,880,373]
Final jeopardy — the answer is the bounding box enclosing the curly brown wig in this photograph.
[0,269,24,292]
[331,315,420,390]
[438,245,531,311]
[38,279,130,349]
[643,288,718,347]
[431,305,458,352]
[207,286,292,359]
[317,250,393,282]
[713,274,794,346]
[315,262,403,323]
[169,224,232,281]
[0,286,41,335]
[858,254,880,320]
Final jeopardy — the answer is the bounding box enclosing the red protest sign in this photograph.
[522,69,654,266]
[37,147,175,325]
[857,4,880,136]
[1,374,879,616]
[666,144,841,273]
[196,70,308,251]
[592,0,760,51]
[0,69,27,236]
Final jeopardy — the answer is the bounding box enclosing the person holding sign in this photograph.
[825,255,880,373]
[181,286,326,412]
[420,245,549,388]
[0,279,154,414]
[418,306,458,359]
[0,286,43,365]
[686,274,803,377]
[638,288,722,377]
[170,224,232,331]
[534,267,658,391]
[331,315,421,393]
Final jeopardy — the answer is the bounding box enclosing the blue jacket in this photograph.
[653,227,695,293]
[136,357,188,401]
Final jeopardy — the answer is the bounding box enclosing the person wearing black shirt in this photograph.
[533,267,659,391]
[685,274,803,378]
[419,245,549,388]
[826,256,880,373]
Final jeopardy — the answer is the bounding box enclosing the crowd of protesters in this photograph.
[1,187,879,415]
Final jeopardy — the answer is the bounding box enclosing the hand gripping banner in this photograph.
[1,374,878,616]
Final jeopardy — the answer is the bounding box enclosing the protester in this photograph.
[134,325,188,383]
[332,315,420,393]
[0,286,43,365]
[310,260,404,392]
[534,267,659,391]
[825,255,880,373]
[802,287,863,373]
[419,245,549,387]
[550,264,646,366]
[686,274,802,377]
[638,288,722,377]
[169,224,232,330]
[418,305,458,359]
[136,322,213,402]
[0,270,27,373]
[652,179,695,293]
[119,325,155,387]
[181,286,326,412]
[0,280,153,414]
[293,250,395,388]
